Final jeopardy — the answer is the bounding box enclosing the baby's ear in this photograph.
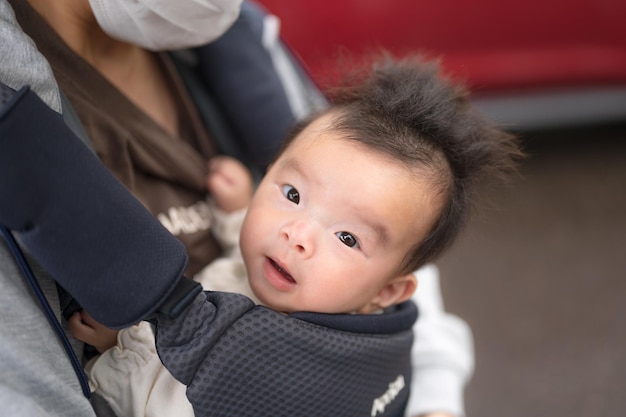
[369,272,418,311]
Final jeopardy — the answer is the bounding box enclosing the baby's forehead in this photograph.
[285,123,446,192]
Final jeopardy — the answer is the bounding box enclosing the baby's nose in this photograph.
[280,219,317,258]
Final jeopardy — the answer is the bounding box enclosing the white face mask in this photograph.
[88,0,243,51]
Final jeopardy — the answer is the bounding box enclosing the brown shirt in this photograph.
[11,0,222,276]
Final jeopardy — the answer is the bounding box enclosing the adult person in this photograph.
[0,0,473,416]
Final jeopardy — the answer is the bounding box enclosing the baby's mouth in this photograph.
[268,258,296,283]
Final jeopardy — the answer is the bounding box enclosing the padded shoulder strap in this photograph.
[0,86,191,329]
[193,1,328,173]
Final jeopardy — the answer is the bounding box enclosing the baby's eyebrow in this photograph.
[371,222,390,246]
[357,213,389,247]
[278,157,304,177]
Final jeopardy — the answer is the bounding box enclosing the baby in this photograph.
[70,53,521,417]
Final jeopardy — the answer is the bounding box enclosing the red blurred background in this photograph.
[257,0,626,92]
[257,0,626,129]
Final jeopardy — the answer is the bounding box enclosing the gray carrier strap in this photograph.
[156,291,416,417]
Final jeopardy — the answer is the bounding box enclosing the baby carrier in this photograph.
[0,83,417,417]
[156,290,416,417]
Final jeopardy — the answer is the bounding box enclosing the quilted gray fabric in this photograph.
[156,291,416,417]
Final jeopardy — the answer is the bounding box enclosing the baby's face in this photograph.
[240,115,442,314]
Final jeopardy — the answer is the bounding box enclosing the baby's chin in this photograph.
[247,283,294,314]
[259,298,293,315]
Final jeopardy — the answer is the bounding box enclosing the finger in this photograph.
[67,311,85,330]
[79,310,99,327]
[207,156,232,173]
[207,173,231,197]
[67,312,95,340]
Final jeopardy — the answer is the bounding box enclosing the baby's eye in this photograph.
[336,231,359,248]
[281,184,300,204]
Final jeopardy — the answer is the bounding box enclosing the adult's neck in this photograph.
[26,0,145,78]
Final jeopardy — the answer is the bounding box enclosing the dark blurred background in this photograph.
[437,123,626,417]
[256,1,626,415]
